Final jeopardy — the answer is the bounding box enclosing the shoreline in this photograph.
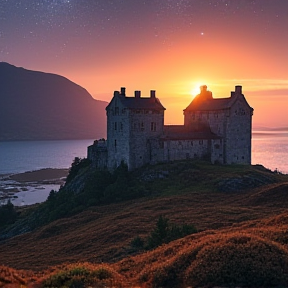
[8,168,69,183]
[0,168,69,206]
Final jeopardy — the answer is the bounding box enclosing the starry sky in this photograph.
[0,0,287,127]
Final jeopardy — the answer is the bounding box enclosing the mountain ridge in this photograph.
[0,62,107,140]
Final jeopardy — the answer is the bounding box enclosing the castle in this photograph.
[88,85,253,170]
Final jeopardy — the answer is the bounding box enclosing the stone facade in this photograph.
[88,85,253,170]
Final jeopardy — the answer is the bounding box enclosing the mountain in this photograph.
[0,62,107,140]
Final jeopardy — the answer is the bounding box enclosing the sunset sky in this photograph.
[0,0,287,128]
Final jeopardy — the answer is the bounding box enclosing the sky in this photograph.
[0,0,287,128]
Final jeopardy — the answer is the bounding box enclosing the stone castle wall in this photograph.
[128,110,164,169]
[88,86,253,170]
[224,98,252,164]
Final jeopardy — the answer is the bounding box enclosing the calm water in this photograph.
[0,135,287,175]
[0,136,287,206]
[0,139,94,175]
[252,132,288,174]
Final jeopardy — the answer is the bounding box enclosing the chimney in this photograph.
[120,87,126,96]
[150,90,156,98]
[200,85,207,93]
[135,90,141,98]
[114,91,120,97]
[235,85,242,94]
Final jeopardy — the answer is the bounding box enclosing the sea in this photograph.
[0,139,94,206]
[0,134,287,206]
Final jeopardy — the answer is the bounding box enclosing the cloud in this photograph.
[247,89,288,96]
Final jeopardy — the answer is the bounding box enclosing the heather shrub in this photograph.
[40,263,122,288]
[185,233,288,287]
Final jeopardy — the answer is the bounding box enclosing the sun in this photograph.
[190,82,205,98]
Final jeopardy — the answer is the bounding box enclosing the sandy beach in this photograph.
[0,168,69,206]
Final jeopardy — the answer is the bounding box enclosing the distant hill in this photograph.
[0,62,107,140]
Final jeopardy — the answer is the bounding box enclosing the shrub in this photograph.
[40,263,122,288]
[0,200,18,228]
[185,233,288,288]
[146,216,197,250]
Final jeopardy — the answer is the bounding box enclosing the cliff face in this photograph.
[0,62,107,140]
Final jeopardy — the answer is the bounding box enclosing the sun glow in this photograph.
[190,82,205,98]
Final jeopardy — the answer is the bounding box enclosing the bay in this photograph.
[0,139,94,175]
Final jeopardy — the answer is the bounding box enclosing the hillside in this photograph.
[0,62,107,140]
[0,161,288,287]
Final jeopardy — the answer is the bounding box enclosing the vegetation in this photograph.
[0,200,18,229]
[40,263,125,288]
[1,159,288,287]
[131,215,197,250]
[19,158,285,231]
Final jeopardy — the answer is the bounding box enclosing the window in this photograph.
[199,140,203,145]
[114,139,117,150]
[120,122,123,131]
[151,122,156,131]
[191,141,193,146]
[115,107,119,115]
[141,122,145,131]
[114,122,117,131]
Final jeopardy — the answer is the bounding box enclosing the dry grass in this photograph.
[0,181,288,271]
[0,162,288,287]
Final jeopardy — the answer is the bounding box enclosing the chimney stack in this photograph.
[235,85,242,94]
[150,90,156,98]
[134,90,141,98]
[120,87,126,96]
[200,85,207,93]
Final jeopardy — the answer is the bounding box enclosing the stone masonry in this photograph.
[88,85,254,170]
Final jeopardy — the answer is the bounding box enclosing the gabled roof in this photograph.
[106,91,166,111]
[184,86,253,112]
[119,96,166,110]
[184,97,234,112]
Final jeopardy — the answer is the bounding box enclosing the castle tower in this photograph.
[183,85,253,164]
[106,87,166,170]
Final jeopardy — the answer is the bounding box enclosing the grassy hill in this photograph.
[0,160,288,287]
